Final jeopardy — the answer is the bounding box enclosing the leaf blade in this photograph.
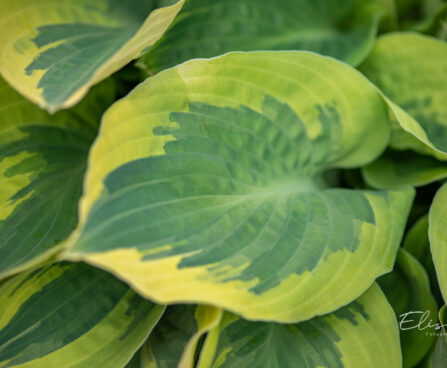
[198,284,402,368]
[359,32,447,159]
[0,0,184,111]
[429,183,447,303]
[0,262,165,368]
[65,51,414,323]
[0,77,114,279]
[140,0,382,73]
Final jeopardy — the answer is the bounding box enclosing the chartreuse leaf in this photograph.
[362,150,447,188]
[196,284,401,368]
[379,248,438,368]
[137,305,222,368]
[0,76,115,280]
[405,215,431,263]
[429,183,447,302]
[359,33,447,160]
[0,262,165,368]
[64,51,414,323]
[0,0,184,112]
[140,0,382,74]
[399,0,445,19]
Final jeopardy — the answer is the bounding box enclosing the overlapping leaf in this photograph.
[0,77,114,280]
[379,248,438,367]
[415,2,447,40]
[429,336,447,368]
[140,0,382,74]
[359,33,447,160]
[124,305,221,368]
[196,284,401,368]
[429,183,447,303]
[403,214,441,301]
[362,150,447,188]
[425,306,447,368]
[141,305,221,368]
[0,0,184,112]
[64,51,414,323]
[0,262,165,368]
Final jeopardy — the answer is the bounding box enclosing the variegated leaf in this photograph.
[197,284,401,368]
[0,0,184,112]
[64,51,414,323]
[379,248,438,367]
[0,77,114,279]
[140,0,382,74]
[362,150,447,188]
[0,262,165,368]
[142,305,221,368]
[359,33,447,160]
[64,52,413,322]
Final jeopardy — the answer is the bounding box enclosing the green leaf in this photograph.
[140,305,222,368]
[0,0,184,112]
[403,215,442,303]
[379,248,438,368]
[429,182,447,303]
[64,51,414,323]
[124,305,221,368]
[0,262,165,368]
[429,336,447,368]
[362,150,447,189]
[396,0,446,30]
[414,3,447,40]
[197,284,401,368]
[374,0,399,31]
[0,76,115,280]
[425,306,447,368]
[140,0,382,74]
[359,33,447,160]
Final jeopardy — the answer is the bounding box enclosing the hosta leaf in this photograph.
[429,336,447,368]
[415,3,447,40]
[0,0,184,112]
[64,51,414,323]
[429,182,447,303]
[142,305,222,368]
[359,33,447,160]
[125,305,221,368]
[395,0,442,23]
[196,284,401,368]
[0,262,165,368]
[0,77,114,280]
[405,215,431,262]
[403,214,441,302]
[362,150,447,188]
[426,306,447,368]
[396,0,446,32]
[140,0,382,74]
[379,248,438,368]
[374,0,399,31]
